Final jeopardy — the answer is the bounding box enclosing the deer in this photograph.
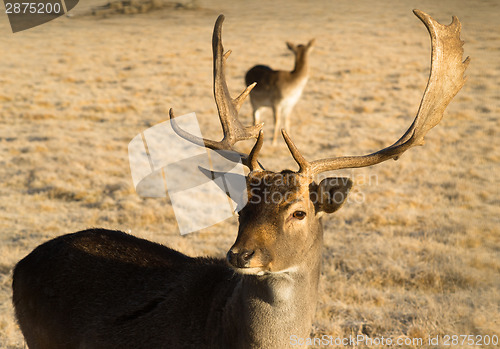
[12,10,468,349]
[245,39,315,146]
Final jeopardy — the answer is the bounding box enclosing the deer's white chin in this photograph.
[233,265,300,276]
[232,267,266,276]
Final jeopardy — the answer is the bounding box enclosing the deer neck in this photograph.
[291,52,310,79]
[223,234,323,348]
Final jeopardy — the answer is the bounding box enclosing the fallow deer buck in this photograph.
[12,10,468,349]
[245,39,315,145]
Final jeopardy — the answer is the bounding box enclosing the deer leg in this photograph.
[253,108,262,125]
[272,106,282,146]
[284,105,293,134]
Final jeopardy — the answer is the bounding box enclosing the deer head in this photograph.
[287,39,316,52]
[286,39,315,67]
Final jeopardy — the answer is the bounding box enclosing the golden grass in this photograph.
[0,0,499,348]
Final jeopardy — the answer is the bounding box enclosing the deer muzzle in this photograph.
[227,249,256,268]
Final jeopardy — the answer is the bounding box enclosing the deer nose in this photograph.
[227,249,255,268]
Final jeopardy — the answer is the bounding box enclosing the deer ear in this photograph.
[307,39,316,48]
[286,42,297,52]
[312,177,352,214]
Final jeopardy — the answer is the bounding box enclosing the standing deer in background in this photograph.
[12,10,468,349]
[245,39,315,145]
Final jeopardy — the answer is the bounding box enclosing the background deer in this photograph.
[12,10,468,349]
[245,39,315,145]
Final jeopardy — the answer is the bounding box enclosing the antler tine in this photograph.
[234,82,257,113]
[248,130,264,172]
[286,9,469,177]
[281,129,311,175]
[170,14,263,170]
[170,108,258,169]
[169,108,218,149]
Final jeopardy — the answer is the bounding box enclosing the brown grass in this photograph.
[0,0,498,348]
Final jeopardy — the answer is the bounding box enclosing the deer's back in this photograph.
[245,65,307,106]
[12,229,237,349]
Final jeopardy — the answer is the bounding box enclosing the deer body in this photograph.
[245,40,314,145]
[12,11,468,349]
[14,229,239,349]
[14,171,337,349]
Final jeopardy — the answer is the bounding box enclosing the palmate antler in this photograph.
[283,9,470,177]
[170,15,263,171]
[171,10,469,180]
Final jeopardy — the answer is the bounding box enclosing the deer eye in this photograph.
[292,211,306,220]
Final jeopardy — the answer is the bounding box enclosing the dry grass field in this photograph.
[0,0,498,348]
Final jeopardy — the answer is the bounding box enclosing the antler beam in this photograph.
[170,15,263,170]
